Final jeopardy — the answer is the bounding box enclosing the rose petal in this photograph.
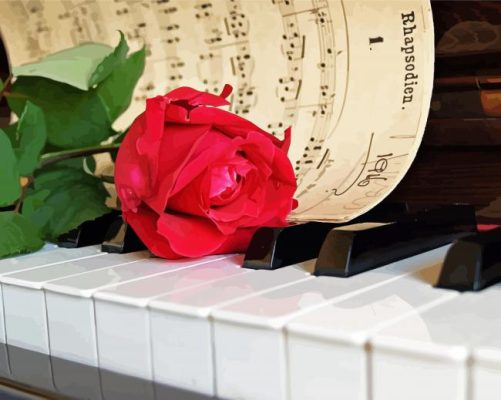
[209,165,241,200]
[115,115,152,212]
[281,126,292,153]
[123,207,180,259]
[238,131,276,177]
[157,213,226,257]
[248,177,296,226]
[269,145,298,186]
[145,124,211,214]
[190,106,282,142]
[208,194,260,234]
[214,227,256,254]
[134,96,170,185]
[189,92,230,107]
[169,131,236,197]
[165,103,189,122]
[168,172,210,217]
[167,85,231,107]
[218,84,233,99]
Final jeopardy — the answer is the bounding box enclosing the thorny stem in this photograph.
[39,143,120,168]
[10,145,119,213]
[14,176,33,213]
[0,74,12,101]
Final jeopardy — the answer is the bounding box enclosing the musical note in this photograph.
[224,10,249,39]
[266,121,285,136]
[195,2,213,19]
[116,7,129,16]
[277,77,302,102]
[205,28,224,45]
[230,53,253,80]
[0,0,434,223]
[281,32,305,61]
[231,84,257,115]
[197,51,223,92]
[167,57,184,83]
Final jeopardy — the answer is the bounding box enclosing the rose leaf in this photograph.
[2,122,18,146]
[88,31,129,88]
[7,77,113,149]
[84,156,97,173]
[14,101,47,175]
[22,162,110,240]
[97,47,146,122]
[0,212,44,258]
[0,129,20,206]
[12,43,113,91]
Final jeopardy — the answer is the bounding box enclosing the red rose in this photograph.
[114,85,297,259]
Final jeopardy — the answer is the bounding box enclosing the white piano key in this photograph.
[0,343,9,379]
[100,368,155,400]
[473,347,501,400]
[1,252,148,353]
[0,245,102,274]
[7,345,55,393]
[371,284,501,400]
[1,251,148,396]
[51,356,104,400]
[210,245,450,400]
[93,255,243,382]
[44,255,215,366]
[148,261,314,395]
[0,243,104,345]
[285,260,457,400]
[0,245,103,348]
[44,256,222,400]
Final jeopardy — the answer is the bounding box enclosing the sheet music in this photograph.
[0,0,434,223]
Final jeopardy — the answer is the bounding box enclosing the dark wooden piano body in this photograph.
[388,1,501,223]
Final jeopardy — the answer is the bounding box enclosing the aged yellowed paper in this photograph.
[0,0,434,222]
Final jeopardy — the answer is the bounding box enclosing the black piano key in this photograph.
[436,228,501,292]
[243,202,412,270]
[243,222,337,270]
[101,218,146,254]
[57,211,119,248]
[315,204,477,277]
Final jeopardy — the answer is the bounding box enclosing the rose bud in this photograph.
[114,84,297,259]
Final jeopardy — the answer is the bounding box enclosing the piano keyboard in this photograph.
[0,243,499,400]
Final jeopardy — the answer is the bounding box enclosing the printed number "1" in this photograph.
[369,36,384,50]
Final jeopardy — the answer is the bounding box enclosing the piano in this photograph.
[0,213,499,400]
[2,1,501,399]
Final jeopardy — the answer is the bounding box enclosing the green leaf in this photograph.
[8,77,113,149]
[22,162,109,239]
[88,31,129,88]
[0,78,3,92]
[13,43,113,91]
[2,122,18,146]
[84,156,96,173]
[14,102,47,175]
[97,47,146,121]
[0,129,20,206]
[0,212,43,258]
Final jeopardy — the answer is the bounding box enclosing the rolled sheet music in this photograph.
[0,0,434,222]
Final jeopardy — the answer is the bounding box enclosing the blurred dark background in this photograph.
[388,1,501,222]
